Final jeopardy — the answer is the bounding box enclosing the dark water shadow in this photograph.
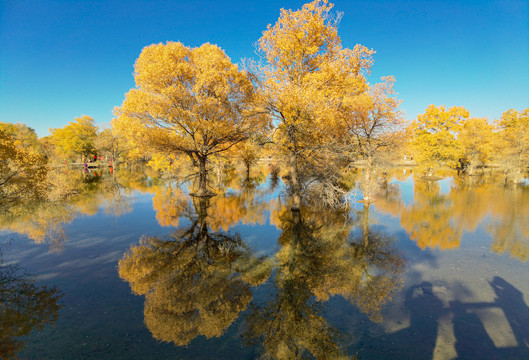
[355,277,529,359]
[356,282,447,359]
[452,276,529,360]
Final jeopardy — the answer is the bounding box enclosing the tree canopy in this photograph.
[495,108,529,183]
[410,105,469,176]
[49,115,98,162]
[250,0,374,209]
[0,129,48,210]
[113,41,269,196]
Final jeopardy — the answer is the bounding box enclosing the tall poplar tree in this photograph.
[250,0,374,210]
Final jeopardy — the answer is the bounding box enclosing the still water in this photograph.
[1,166,529,359]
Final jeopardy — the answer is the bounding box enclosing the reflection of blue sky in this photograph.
[391,174,415,207]
[438,177,454,195]
[235,222,281,257]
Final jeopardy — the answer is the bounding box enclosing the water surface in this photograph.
[1,167,528,359]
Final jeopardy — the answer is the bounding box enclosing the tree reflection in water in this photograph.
[118,195,271,346]
[243,203,405,359]
[373,174,529,262]
[0,167,136,252]
[400,179,462,250]
[119,183,404,357]
[0,252,62,359]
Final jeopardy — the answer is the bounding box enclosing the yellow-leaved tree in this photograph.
[494,108,529,183]
[49,115,98,162]
[94,128,131,165]
[248,0,374,210]
[0,129,48,211]
[0,122,44,156]
[340,76,404,202]
[410,105,469,177]
[113,42,268,197]
[457,117,495,175]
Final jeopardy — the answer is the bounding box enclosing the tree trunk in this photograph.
[195,196,210,241]
[288,154,302,211]
[363,156,374,203]
[292,208,301,226]
[191,155,215,197]
[245,161,251,179]
[362,202,370,247]
[359,154,378,204]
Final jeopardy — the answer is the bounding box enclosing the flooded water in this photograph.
[1,166,528,359]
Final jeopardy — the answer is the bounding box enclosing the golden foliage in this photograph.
[341,76,405,202]
[0,122,44,156]
[250,0,374,208]
[0,129,48,210]
[494,108,529,183]
[410,105,469,175]
[49,115,98,161]
[457,117,495,173]
[341,76,404,162]
[113,41,268,195]
[94,128,132,164]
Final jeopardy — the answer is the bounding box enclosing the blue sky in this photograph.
[1,0,527,137]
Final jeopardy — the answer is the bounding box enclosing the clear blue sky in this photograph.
[1,0,527,137]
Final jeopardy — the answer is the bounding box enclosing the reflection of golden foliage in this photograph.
[151,186,188,228]
[114,167,156,194]
[244,205,404,359]
[119,196,271,345]
[299,207,404,322]
[488,184,529,262]
[390,168,412,182]
[373,182,404,218]
[150,181,268,230]
[449,177,494,233]
[0,202,75,251]
[0,258,62,358]
[269,198,290,229]
[118,204,265,346]
[400,179,461,250]
[208,192,265,231]
[243,293,347,360]
[375,173,529,261]
[0,169,133,251]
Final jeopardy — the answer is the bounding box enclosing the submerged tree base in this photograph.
[357,199,375,204]
[418,175,442,181]
[189,190,217,198]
